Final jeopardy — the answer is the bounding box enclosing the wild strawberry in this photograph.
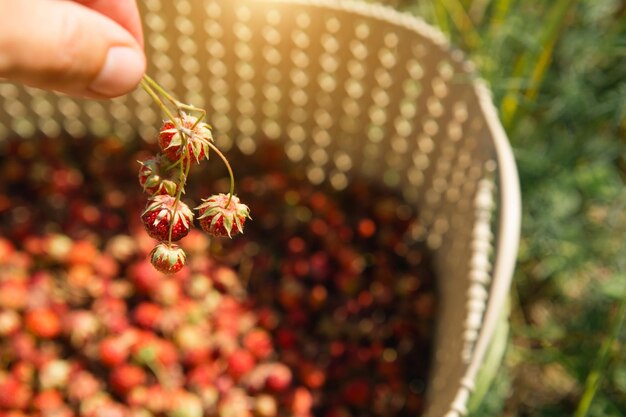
[11,361,35,384]
[67,370,101,403]
[144,385,170,413]
[217,389,253,417]
[39,359,70,389]
[133,302,163,329]
[299,361,326,389]
[196,194,250,238]
[33,389,63,411]
[129,259,163,293]
[226,349,255,380]
[25,308,61,338]
[152,279,182,306]
[254,394,278,417]
[243,329,273,360]
[10,332,37,361]
[0,377,31,410]
[155,339,179,366]
[141,195,193,242]
[109,364,147,395]
[0,279,28,310]
[150,243,186,274]
[175,325,212,366]
[290,387,313,416]
[99,336,130,367]
[342,379,370,406]
[169,390,204,417]
[265,363,292,392]
[0,310,21,336]
[138,155,179,196]
[159,113,213,164]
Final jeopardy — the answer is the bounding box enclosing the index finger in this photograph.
[73,0,143,46]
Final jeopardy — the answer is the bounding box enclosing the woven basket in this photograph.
[0,1,521,415]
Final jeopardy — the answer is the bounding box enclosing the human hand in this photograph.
[0,0,146,99]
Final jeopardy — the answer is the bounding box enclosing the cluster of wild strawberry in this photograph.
[138,76,250,274]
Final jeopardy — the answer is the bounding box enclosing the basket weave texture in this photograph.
[0,1,521,416]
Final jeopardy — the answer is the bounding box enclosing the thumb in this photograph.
[0,0,146,98]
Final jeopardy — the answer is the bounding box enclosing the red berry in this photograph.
[342,379,370,405]
[196,194,250,238]
[159,114,213,164]
[290,387,313,416]
[0,310,21,336]
[155,339,179,366]
[138,155,179,196]
[99,336,130,367]
[150,243,186,274]
[243,329,273,360]
[254,394,278,417]
[141,195,193,242]
[25,308,61,338]
[129,259,163,293]
[145,385,169,413]
[0,280,28,310]
[227,349,255,380]
[133,302,163,329]
[0,377,31,410]
[109,364,147,394]
[169,389,204,417]
[67,371,101,402]
[265,363,292,392]
[33,389,63,411]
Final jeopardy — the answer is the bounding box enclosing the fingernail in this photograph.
[89,46,145,97]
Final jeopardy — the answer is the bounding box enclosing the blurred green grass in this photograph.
[375,0,626,416]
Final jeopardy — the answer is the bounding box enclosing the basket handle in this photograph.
[446,82,522,417]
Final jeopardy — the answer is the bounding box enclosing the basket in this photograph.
[0,0,521,415]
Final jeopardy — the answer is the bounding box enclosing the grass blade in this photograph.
[574,297,626,417]
[440,0,482,49]
[499,0,577,129]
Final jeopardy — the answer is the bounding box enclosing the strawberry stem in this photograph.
[142,74,179,109]
[140,78,177,124]
[143,75,207,128]
[167,152,191,244]
[207,142,236,207]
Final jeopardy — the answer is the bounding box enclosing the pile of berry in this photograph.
[0,134,436,417]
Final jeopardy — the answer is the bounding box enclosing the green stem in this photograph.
[140,79,177,123]
[167,152,191,244]
[142,74,179,108]
[207,142,236,207]
[574,298,626,417]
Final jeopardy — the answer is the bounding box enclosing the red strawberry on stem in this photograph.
[138,154,179,196]
[196,194,250,238]
[141,195,193,242]
[150,243,186,274]
[159,113,213,164]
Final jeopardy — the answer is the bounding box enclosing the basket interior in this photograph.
[0,1,500,415]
